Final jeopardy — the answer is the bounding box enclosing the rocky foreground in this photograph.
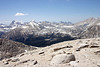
[0,38,100,67]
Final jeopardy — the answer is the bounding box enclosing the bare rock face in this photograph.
[50,54,75,65]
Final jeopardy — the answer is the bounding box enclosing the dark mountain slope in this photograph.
[0,38,36,60]
[2,29,75,47]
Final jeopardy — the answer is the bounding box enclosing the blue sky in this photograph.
[0,0,100,24]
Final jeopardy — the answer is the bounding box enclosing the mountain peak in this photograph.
[10,20,23,26]
[31,19,35,22]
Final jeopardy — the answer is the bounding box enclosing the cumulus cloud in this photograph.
[15,13,28,16]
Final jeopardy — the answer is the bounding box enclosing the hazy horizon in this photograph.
[0,0,100,24]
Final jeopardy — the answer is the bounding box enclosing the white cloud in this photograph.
[15,13,28,16]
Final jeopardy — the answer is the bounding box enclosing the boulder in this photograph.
[69,61,79,67]
[32,60,37,65]
[4,61,9,65]
[51,50,66,57]
[38,51,44,55]
[54,45,73,52]
[76,44,89,51]
[11,58,20,62]
[50,54,75,65]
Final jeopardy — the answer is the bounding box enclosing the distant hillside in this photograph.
[79,20,100,38]
[0,38,36,60]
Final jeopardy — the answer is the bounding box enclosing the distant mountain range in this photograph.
[0,17,100,47]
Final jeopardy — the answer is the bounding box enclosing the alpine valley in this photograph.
[0,17,100,67]
[0,17,100,47]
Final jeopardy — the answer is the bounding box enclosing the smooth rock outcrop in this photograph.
[50,54,75,65]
